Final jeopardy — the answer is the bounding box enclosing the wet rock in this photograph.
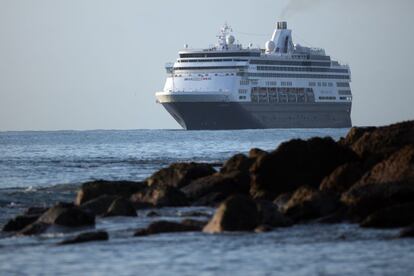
[105,198,137,217]
[341,145,414,218]
[250,137,358,200]
[273,192,293,210]
[19,222,49,236]
[80,195,119,216]
[37,204,95,227]
[146,211,160,217]
[203,195,259,233]
[147,162,216,189]
[177,210,212,218]
[182,171,250,206]
[2,215,39,232]
[346,121,414,168]
[181,219,208,229]
[313,208,348,224]
[399,224,414,238]
[24,207,49,216]
[254,224,273,233]
[130,185,188,208]
[59,231,109,245]
[256,200,293,227]
[360,202,414,228]
[249,148,268,160]
[134,220,202,236]
[220,154,252,174]
[75,180,147,205]
[320,162,365,194]
[340,126,377,147]
[281,186,341,222]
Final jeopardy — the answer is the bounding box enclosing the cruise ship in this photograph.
[155,22,352,130]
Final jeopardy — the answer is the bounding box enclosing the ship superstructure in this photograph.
[155,22,352,129]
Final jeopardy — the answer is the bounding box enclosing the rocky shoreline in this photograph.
[2,121,414,244]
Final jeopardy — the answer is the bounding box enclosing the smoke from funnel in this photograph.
[280,0,323,19]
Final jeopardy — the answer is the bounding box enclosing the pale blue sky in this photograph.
[0,0,413,130]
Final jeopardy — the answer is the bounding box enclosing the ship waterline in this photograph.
[158,93,351,130]
[156,21,353,129]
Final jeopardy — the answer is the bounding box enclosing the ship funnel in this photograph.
[277,21,287,30]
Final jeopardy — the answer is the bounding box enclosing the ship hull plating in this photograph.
[161,102,352,130]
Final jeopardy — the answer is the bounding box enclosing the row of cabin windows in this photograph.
[250,60,331,67]
[179,52,261,58]
[257,66,348,73]
[178,59,248,63]
[319,96,336,100]
[309,82,334,87]
[337,82,350,88]
[241,72,350,80]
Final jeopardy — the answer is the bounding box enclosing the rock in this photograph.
[256,200,293,227]
[105,198,137,217]
[249,148,268,160]
[250,137,358,200]
[203,195,259,233]
[399,224,414,238]
[177,210,212,218]
[2,215,39,232]
[320,162,365,194]
[254,224,273,233]
[134,220,202,236]
[80,195,119,216]
[146,211,160,217]
[75,180,147,205]
[313,208,348,224]
[340,126,377,147]
[146,162,216,189]
[19,222,49,236]
[182,171,250,206]
[281,186,341,222]
[181,219,208,229]
[130,185,188,208]
[37,204,95,227]
[59,231,109,245]
[273,192,293,210]
[360,202,414,228]
[341,145,414,218]
[220,154,252,174]
[24,207,49,216]
[346,121,414,167]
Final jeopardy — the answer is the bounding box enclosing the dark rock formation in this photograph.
[248,148,268,159]
[181,171,250,206]
[250,137,358,200]
[146,162,216,189]
[80,195,119,216]
[105,198,137,217]
[360,202,414,228]
[134,219,203,236]
[37,203,95,227]
[341,145,414,219]
[130,185,188,208]
[2,215,39,232]
[273,192,293,210]
[281,186,341,222]
[19,222,50,236]
[254,224,273,233]
[220,154,252,174]
[25,207,49,216]
[75,180,146,205]
[345,121,414,168]
[399,224,414,238]
[256,200,293,227]
[59,231,109,245]
[320,162,365,194]
[203,195,259,233]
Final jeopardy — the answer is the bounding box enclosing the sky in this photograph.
[0,0,413,130]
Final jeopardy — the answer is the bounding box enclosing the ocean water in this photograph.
[0,129,413,276]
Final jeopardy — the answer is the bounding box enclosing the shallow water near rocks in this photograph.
[0,129,413,275]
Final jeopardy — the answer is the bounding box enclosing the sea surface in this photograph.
[0,129,413,276]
